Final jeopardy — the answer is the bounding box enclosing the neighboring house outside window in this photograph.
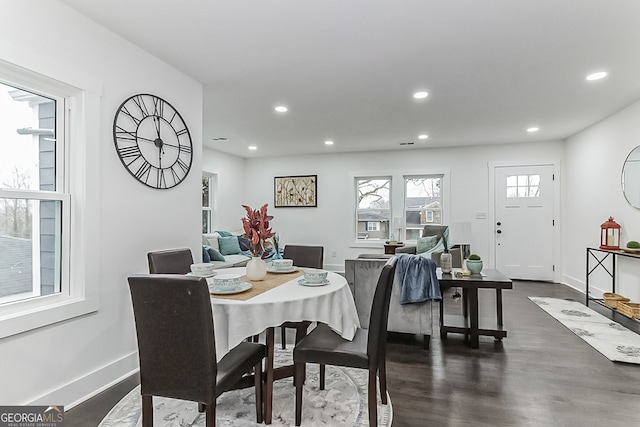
[404,175,443,241]
[356,177,391,240]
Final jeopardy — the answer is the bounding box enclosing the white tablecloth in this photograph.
[209,268,360,358]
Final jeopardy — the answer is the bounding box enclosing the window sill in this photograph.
[0,295,98,339]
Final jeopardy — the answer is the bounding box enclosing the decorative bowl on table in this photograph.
[303,269,328,284]
[271,259,294,271]
[212,274,242,291]
[465,259,483,275]
[190,263,216,277]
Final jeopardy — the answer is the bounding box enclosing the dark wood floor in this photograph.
[65,281,640,426]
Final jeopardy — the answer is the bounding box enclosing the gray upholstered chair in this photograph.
[293,257,397,427]
[147,248,193,274]
[279,245,324,349]
[128,274,266,427]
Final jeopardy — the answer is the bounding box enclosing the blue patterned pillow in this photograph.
[202,246,211,263]
[218,236,241,255]
[417,235,439,254]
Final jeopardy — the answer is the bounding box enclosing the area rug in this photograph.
[99,348,392,427]
[529,297,640,364]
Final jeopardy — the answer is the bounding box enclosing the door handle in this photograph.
[497,230,502,234]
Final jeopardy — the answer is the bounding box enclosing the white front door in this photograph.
[494,165,555,281]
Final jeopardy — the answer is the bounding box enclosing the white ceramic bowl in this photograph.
[303,269,328,284]
[190,263,216,276]
[213,274,242,290]
[272,259,294,270]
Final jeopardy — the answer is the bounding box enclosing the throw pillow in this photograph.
[215,230,233,237]
[205,232,221,251]
[207,247,226,262]
[417,235,439,254]
[218,236,241,255]
[202,245,211,263]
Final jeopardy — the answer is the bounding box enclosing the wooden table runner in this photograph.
[211,271,303,301]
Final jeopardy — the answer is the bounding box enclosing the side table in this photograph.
[384,242,405,254]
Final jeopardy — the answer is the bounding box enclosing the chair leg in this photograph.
[319,364,325,390]
[254,360,264,423]
[281,325,287,349]
[205,402,215,427]
[295,362,305,426]
[142,395,153,427]
[368,368,378,427]
[379,359,388,405]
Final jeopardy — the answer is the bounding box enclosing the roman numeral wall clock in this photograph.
[113,93,193,189]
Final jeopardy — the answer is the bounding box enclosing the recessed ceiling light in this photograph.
[527,127,539,133]
[248,145,257,150]
[325,140,334,145]
[586,71,608,81]
[274,106,288,113]
[418,134,429,140]
[413,91,428,99]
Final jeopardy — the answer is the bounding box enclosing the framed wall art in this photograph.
[274,175,317,207]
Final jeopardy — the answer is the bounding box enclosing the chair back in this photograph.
[366,256,397,365]
[283,245,324,269]
[128,274,217,404]
[147,248,194,274]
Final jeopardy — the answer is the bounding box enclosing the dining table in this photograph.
[204,266,360,424]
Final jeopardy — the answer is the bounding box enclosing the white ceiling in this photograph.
[59,0,640,158]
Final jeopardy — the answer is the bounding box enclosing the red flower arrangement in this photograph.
[241,203,276,257]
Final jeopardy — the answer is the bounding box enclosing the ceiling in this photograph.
[59,0,640,158]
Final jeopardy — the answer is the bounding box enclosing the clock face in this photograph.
[113,94,193,189]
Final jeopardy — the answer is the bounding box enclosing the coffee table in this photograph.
[437,268,513,348]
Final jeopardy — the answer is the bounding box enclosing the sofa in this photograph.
[396,225,463,268]
[202,232,252,269]
[345,254,435,349]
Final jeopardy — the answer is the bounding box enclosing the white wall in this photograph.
[0,1,202,407]
[564,99,640,300]
[238,141,564,272]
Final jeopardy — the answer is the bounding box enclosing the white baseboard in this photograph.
[29,351,139,410]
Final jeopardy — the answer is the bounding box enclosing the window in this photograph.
[366,222,380,232]
[506,174,540,198]
[356,177,390,240]
[0,82,66,305]
[0,59,99,339]
[202,174,216,233]
[404,175,443,241]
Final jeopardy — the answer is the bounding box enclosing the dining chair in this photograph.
[128,274,266,427]
[293,256,397,427]
[280,245,325,349]
[147,248,193,274]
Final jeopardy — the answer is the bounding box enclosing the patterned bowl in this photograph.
[272,259,294,270]
[213,274,242,290]
[303,269,328,284]
[190,263,216,276]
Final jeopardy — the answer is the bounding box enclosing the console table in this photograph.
[586,247,640,323]
[438,269,513,348]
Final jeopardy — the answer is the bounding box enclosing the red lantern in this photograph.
[600,216,621,250]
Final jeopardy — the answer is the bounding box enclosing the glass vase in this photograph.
[440,252,453,274]
[246,256,267,281]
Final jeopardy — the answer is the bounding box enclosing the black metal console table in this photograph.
[586,247,640,323]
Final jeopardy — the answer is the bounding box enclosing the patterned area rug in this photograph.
[99,348,392,427]
[529,297,640,364]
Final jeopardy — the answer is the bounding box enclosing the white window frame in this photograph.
[202,173,217,234]
[0,57,100,339]
[403,174,444,241]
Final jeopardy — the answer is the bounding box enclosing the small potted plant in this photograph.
[466,253,483,274]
